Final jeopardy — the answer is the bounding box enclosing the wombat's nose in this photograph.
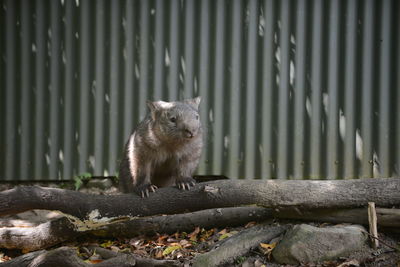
[184,129,194,138]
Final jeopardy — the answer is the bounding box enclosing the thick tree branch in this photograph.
[192,224,288,267]
[0,178,399,226]
[0,246,177,267]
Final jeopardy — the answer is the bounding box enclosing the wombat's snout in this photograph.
[184,129,194,138]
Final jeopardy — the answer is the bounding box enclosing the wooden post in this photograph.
[368,202,379,249]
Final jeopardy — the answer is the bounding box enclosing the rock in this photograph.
[272,224,367,265]
[85,178,113,190]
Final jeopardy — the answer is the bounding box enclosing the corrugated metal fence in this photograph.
[1,0,399,181]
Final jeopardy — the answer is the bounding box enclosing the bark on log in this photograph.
[0,246,178,267]
[272,207,400,229]
[0,178,399,225]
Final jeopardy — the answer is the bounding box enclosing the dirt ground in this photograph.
[0,181,399,266]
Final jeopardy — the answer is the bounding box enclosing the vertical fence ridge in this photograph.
[48,0,62,179]
[198,0,211,174]
[326,0,340,179]
[138,0,150,120]
[5,0,16,180]
[78,0,91,174]
[20,0,32,180]
[293,0,307,179]
[63,0,76,180]
[260,0,276,179]
[343,0,357,179]
[168,0,180,101]
[94,0,106,175]
[396,0,400,177]
[360,0,375,178]
[153,0,166,100]
[0,0,4,178]
[378,0,393,177]
[227,0,243,179]
[211,0,226,175]
[309,0,324,179]
[277,0,291,179]
[108,0,122,174]
[33,0,46,180]
[122,0,136,142]
[183,0,195,99]
[244,0,259,179]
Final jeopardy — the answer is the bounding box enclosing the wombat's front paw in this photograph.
[176,177,196,190]
[135,184,158,198]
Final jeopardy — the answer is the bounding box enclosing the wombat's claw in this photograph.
[136,184,158,198]
[176,177,196,190]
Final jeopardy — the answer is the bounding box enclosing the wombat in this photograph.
[119,97,203,197]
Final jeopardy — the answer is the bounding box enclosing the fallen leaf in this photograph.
[260,242,276,250]
[219,233,231,240]
[88,252,101,261]
[176,252,184,259]
[119,248,131,253]
[133,249,148,257]
[100,240,114,248]
[254,259,266,267]
[199,228,214,241]
[162,245,182,256]
[188,227,200,241]
[218,229,228,235]
[0,252,11,263]
[337,259,360,267]
[180,232,188,239]
[180,239,192,248]
[110,246,120,252]
[154,235,168,245]
[167,237,179,243]
[245,221,257,228]
[89,259,103,264]
[130,237,144,247]
[219,230,239,240]
[155,249,163,259]
[259,242,276,257]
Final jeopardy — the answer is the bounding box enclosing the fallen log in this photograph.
[1,206,399,252]
[0,246,177,267]
[0,178,399,228]
[0,206,272,252]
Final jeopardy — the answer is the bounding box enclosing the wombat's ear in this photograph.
[185,97,201,110]
[147,101,156,112]
[147,100,174,119]
[148,100,174,111]
[147,101,158,120]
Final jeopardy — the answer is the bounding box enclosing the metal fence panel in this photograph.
[0,0,399,181]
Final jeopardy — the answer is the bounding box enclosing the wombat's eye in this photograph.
[170,117,177,123]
